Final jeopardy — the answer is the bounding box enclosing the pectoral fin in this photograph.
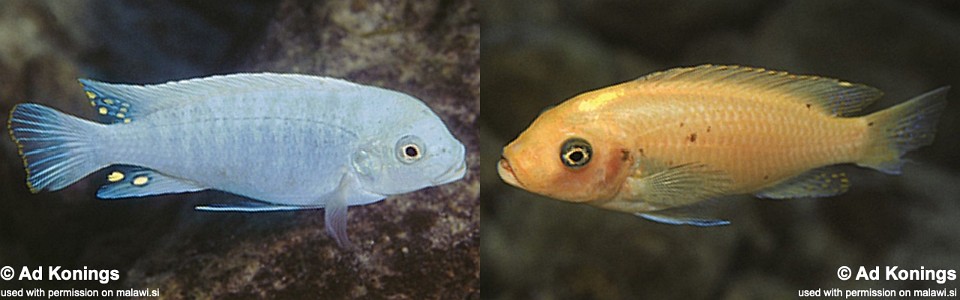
[626,162,732,209]
[755,167,849,199]
[325,174,355,249]
[325,194,350,248]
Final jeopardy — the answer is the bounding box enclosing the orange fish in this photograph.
[497,65,949,225]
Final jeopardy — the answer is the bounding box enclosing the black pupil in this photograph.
[568,149,584,162]
[405,146,419,157]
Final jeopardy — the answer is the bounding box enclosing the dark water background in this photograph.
[482,0,960,299]
[0,0,479,298]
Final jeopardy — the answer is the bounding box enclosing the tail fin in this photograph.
[857,87,949,174]
[7,104,106,192]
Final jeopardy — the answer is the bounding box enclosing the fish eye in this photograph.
[560,138,591,168]
[396,135,425,164]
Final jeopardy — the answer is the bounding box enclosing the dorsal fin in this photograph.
[635,65,883,117]
[79,73,366,122]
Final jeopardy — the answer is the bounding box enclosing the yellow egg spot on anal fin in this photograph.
[107,171,125,182]
[119,107,128,112]
[103,98,115,105]
[98,107,108,115]
[86,91,96,99]
[123,118,131,124]
[132,176,149,186]
[116,112,125,119]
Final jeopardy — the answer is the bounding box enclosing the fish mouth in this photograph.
[497,157,523,188]
[433,159,467,185]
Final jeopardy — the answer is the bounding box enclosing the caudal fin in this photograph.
[7,104,106,192]
[857,87,949,174]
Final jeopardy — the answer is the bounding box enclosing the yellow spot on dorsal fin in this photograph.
[85,91,96,99]
[103,99,115,105]
[107,171,124,182]
[98,107,108,115]
[119,107,128,113]
[577,91,620,112]
[132,176,149,186]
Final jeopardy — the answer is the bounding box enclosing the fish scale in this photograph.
[624,93,860,189]
[499,65,948,226]
[110,101,357,203]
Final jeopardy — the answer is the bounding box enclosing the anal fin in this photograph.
[97,166,206,199]
[756,167,849,199]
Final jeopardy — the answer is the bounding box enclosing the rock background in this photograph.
[483,0,960,299]
[0,0,478,298]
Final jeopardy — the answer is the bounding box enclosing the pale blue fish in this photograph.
[7,73,467,247]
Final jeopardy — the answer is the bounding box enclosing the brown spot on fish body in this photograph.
[763,175,769,180]
[638,148,645,157]
[620,149,630,161]
[679,122,684,127]
[707,126,711,133]
[805,103,812,109]
[868,122,874,127]
[689,133,697,142]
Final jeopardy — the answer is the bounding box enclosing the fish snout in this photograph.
[432,159,467,185]
[497,157,522,188]
[429,142,467,185]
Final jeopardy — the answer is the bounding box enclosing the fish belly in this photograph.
[630,94,867,193]
[104,92,359,205]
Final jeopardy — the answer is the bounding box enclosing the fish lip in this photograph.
[432,159,467,185]
[497,158,523,188]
